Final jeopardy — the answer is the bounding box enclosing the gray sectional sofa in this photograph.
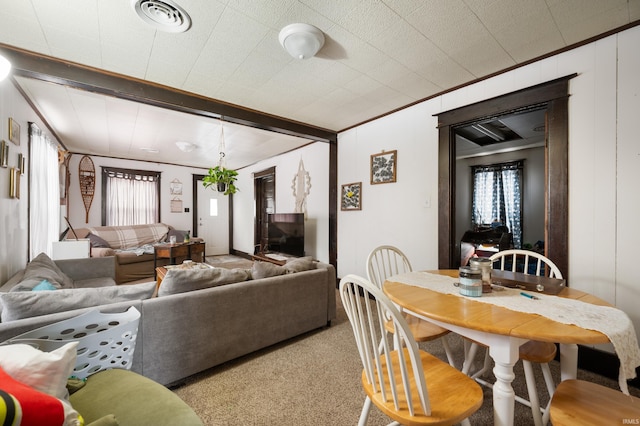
[0,254,336,386]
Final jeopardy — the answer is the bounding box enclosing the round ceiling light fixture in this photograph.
[131,0,191,33]
[278,23,325,60]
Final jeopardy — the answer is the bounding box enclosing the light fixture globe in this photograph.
[278,23,324,60]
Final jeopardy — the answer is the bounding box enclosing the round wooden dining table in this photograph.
[383,269,612,426]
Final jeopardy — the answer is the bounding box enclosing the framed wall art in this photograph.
[341,182,362,211]
[0,140,8,168]
[370,150,397,184]
[170,178,183,195]
[170,197,183,213]
[8,118,20,146]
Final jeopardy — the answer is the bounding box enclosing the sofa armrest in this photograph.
[55,257,116,281]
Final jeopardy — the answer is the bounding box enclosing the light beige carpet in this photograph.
[171,286,640,425]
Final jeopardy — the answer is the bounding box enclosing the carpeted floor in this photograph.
[171,277,640,425]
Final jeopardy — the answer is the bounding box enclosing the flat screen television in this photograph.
[267,213,304,257]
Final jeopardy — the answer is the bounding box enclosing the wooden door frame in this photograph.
[437,75,574,278]
[253,167,276,254]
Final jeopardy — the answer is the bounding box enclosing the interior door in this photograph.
[196,180,229,255]
[254,168,275,253]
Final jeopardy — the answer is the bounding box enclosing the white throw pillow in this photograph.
[0,342,78,400]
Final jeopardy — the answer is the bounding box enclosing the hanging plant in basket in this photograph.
[202,165,238,195]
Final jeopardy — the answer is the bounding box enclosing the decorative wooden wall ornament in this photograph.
[291,158,311,214]
[78,155,95,223]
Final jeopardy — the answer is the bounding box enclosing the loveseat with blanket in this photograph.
[63,223,189,284]
[0,253,337,386]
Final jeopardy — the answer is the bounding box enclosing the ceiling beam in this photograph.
[0,43,337,144]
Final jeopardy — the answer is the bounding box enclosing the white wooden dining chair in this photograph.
[366,245,455,367]
[464,249,562,426]
[339,274,483,426]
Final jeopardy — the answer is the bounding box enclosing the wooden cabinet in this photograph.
[154,241,205,274]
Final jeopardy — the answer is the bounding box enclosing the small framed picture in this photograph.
[341,182,362,211]
[370,150,397,184]
[0,140,8,167]
[9,118,20,146]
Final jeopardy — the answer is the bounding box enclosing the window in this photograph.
[472,160,523,248]
[102,167,161,226]
[29,123,60,258]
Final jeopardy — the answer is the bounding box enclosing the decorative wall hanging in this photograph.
[170,197,183,213]
[9,167,19,198]
[341,182,362,211]
[78,155,95,223]
[0,140,7,167]
[370,150,397,184]
[8,118,20,145]
[59,152,70,205]
[170,179,183,195]
[17,153,23,174]
[291,158,311,214]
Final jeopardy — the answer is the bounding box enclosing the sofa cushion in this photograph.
[73,277,117,288]
[157,267,251,296]
[88,233,111,248]
[251,261,286,279]
[0,282,156,322]
[90,247,116,257]
[11,253,74,291]
[87,224,169,250]
[33,280,58,291]
[284,256,316,273]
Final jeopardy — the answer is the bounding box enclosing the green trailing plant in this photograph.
[202,165,239,195]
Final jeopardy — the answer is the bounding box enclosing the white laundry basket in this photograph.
[4,306,141,380]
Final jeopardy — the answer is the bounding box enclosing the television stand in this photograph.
[251,252,297,266]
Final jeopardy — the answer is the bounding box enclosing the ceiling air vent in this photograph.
[131,0,191,33]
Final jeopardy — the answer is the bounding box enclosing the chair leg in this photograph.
[522,360,544,426]
[441,335,456,368]
[540,363,555,425]
[358,396,373,426]
[462,341,480,375]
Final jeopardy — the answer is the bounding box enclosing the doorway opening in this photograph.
[437,75,573,277]
[254,167,276,254]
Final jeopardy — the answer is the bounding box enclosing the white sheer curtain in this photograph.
[105,169,159,226]
[29,123,60,259]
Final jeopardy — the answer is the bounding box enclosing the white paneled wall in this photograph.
[615,26,640,342]
[338,26,640,348]
[232,142,330,264]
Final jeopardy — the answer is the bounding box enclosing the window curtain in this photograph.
[472,161,523,248]
[29,123,60,259]
[104,168,159,226]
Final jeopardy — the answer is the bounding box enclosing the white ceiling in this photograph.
[1,0,638,169]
